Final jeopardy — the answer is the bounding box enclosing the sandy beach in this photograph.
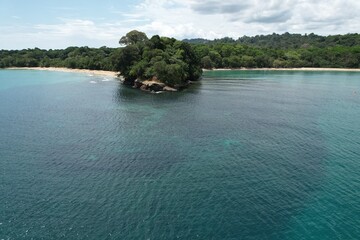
[6,67,360,76]
[204,67,360,72]
[6,67,119,77]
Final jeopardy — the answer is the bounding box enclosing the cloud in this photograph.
[1,0,360,49]
[132,0,360,38]
[284,0,360,34]
[246,10,292,23]
[128,0,225,39]
[35,19,98,37]
[107,0,360,43]
[0,18,132,49]
[191,1,250,15]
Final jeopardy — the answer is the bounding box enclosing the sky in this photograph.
[0,0,359,49]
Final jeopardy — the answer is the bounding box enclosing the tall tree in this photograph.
[119,30,149,46]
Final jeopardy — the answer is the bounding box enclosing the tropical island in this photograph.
[1,31,360,91]
[115,30,202,92]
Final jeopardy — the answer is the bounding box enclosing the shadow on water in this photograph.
[114,81,202,104]
[95,81,205,178]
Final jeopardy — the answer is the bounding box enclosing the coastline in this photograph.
[204,67,360,72]
[5,67,360,76]
[5,67,119,77]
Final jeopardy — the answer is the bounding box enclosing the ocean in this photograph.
[1,69,360,239]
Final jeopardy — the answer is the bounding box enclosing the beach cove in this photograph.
[6,67,119,77]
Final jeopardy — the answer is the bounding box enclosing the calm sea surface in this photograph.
[1,69,360,239]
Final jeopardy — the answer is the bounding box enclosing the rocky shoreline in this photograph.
[127,77,192,93]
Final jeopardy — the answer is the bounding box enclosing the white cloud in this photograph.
[124,0,360,39]
[0,18,131,49]
[0,0,359,49]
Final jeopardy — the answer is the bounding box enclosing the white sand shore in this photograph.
[204,67,360,72]
[6,67,119,77]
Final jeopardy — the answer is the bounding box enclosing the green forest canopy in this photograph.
[114,30,202,86]
[1,32,360,77]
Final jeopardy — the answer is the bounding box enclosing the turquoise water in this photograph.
[1,69,360,239]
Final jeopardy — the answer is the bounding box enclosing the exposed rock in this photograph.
[142,80,166,92]
[163,86,178,92]
[129,76,191,93]
[149,83,165,92]
[133,79,143,89]
[140,84,150,92]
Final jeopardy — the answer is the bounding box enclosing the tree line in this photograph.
[184,32,360,49]
[194,43,360,69]
[1,32,359,73]
[0,46,117,71]
[187,33,360,69]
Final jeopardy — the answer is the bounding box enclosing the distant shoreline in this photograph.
[4,67,360,79]
[204,67,360,72]
[5,67,119,77]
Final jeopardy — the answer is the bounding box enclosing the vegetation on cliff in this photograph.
[114,30,202,87]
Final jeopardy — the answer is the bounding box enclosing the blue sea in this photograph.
[1,69,360,239]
